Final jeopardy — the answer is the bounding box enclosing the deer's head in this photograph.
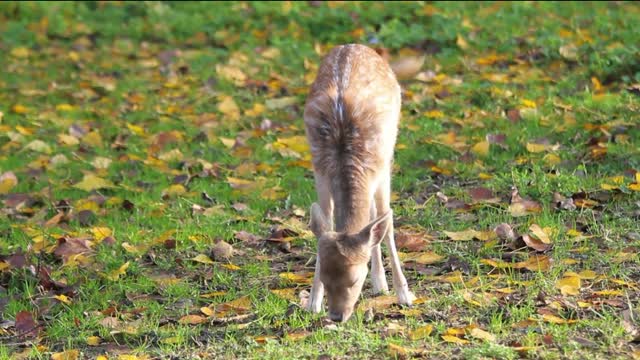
[309,203,391,322]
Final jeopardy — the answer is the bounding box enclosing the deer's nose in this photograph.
[329,311,344,322]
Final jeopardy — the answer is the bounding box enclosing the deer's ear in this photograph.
[356,210,392,248]
[310,203,330,238]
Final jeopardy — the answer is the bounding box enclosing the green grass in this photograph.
[1,1,639,359]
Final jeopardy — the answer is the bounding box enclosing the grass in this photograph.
[1,1,639,359]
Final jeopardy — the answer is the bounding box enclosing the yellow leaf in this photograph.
[105,262,130,281]
[179,314,207,325]
[285,331,310,342]
[82,131,103,147]
[25,140,52,154]
[0,171,18,194]
[54,294,72,305]
[126,123,145,136]
[593,289,623,296]
[200,306,215,317]
[217,95,240,121]
[529,224,551,244]
[358,295,397,311]
[122,242,147,254]
[254,335,277,344]
[270,288,297,301]
[73,174,116,192]
[398,251,444,264]
[444,229,478,241]
[442,335,470,344]
[577,270,597,280]
[469,328,495,342]
[11,47,30,58]
[555,275,581,296]
[56,104,75,112]
[91,157,112,169]
[244,103,266,117]
[410,324,433,340]
[541,314,577,324]
[425,110,444,118]
[456,34,469,50]
[0,261,10,271]
[543,153,561,166]
[86,336,101,346]
[192,254,214,264]
[220,137,235,149]
[471,141,490,157]
[273,136,310,157]
[216,64,246,86]
[387,343,412,357]
[51,350,79,360]
[221,263,241,271]
[91,227,112,242]
[162,184,186,197]
[526,143,548,153]
[279,272,312,285]
[521,99,537,108]
[265,96,298,110]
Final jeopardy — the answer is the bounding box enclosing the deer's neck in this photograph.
[332,178,372,234]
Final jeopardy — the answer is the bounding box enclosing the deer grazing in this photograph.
[303,44,415,322]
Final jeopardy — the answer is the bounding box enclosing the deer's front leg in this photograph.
[376,172,415,305]
[307,253,324,313]
[307,174,332,313]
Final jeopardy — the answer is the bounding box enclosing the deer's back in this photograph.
[304,44,401,179]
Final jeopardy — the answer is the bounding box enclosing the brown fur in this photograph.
[304,44,413,322]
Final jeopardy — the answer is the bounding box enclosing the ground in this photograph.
[0,2,639,359]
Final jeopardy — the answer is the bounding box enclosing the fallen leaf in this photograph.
[15,311,39,337]
[265,96,298,110]
[73,174,116,192]
[54,294,72,305]
[398,251,444,264]
[86,336,101,346]
[469,328,496,342]
[444,229,479,241]
[410,324,433,340]
[387,343,412,357]
[51,350,79,360]
[270,288,297,302]
[442,335,470,344]
[218,95,240,120]
[25,140,52,154]
[471,141,490,157]
[556,275,581,296]
[390,55,425,80]
[192,254,214,264]
[279,272,313,285]
[179,314,207,325]
[0,171,18,194]
[104,262,129,281]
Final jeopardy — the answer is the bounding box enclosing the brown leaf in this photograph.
[494,223,517,241]
[390,55,425,80]
[522,234,551,252]
[54,237,94,261]
[395,229,431,251]
[211,240,234,260]
[509,187,542,216]
[468,187,500,204]
[15,311,39,338]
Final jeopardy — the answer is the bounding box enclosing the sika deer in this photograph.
[304,44,415,322]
